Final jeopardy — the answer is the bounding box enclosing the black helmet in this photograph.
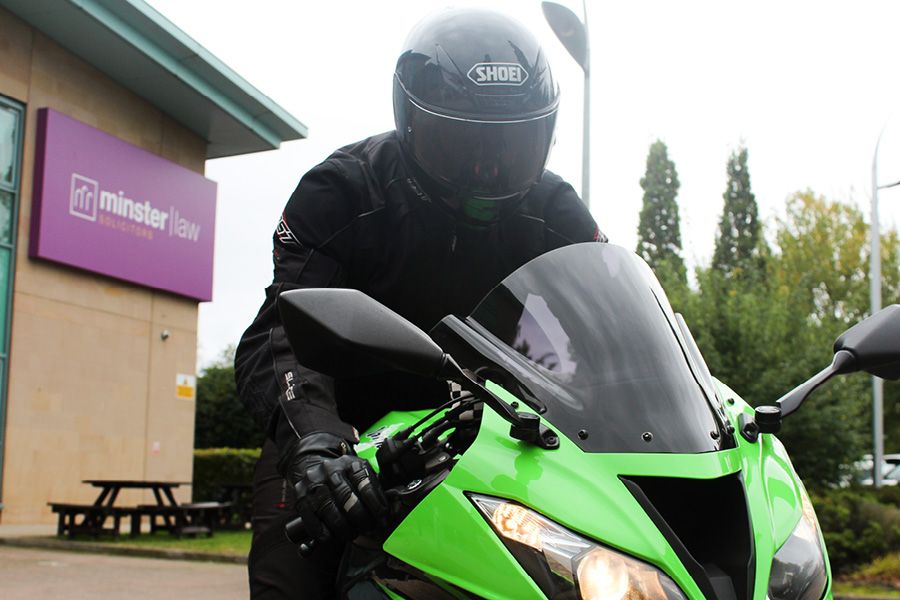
[394,8,560,225]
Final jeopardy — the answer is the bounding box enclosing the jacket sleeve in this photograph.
[234,159,362,452]
[541,171,608,247]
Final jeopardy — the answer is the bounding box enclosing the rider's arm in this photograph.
[234,158,361,450]
[540,170,608,246]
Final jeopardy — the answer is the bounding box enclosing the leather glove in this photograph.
[279,432,388,544]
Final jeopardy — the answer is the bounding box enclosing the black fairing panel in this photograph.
[622,473,755,600]
[339,542,477,600]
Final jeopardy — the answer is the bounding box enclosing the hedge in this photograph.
[811,486,900,575]
[193,447,261,502]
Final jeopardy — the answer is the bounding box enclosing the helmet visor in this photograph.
[407,102,557,200]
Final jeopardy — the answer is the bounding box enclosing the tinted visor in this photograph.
[406,100,556,199]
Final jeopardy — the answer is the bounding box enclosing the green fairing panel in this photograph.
[355,410,434,471]
[713,379,833,599]
[361,381,832,599]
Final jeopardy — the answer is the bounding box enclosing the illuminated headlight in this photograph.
[470,494,686,600]
[768,489,828,600]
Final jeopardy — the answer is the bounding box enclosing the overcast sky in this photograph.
[144,0,900,369]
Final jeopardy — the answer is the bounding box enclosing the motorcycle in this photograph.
[277,242,900,600]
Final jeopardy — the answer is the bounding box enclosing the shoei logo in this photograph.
[467,62,529,86]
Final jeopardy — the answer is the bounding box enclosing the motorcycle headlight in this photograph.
[768,489,828,600]
[470,494,687,600]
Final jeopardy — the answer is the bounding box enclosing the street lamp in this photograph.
[541,1,590,210]
[871,127,899,487]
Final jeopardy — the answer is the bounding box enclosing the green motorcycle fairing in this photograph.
[358,384,830,599]
[348,243,831,599]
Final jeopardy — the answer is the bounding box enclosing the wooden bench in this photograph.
[48,503,140,538]
[137,501,232,538]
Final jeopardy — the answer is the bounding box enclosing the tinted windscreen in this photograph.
[467,243,727,453]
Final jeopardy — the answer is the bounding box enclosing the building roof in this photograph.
[1,0,307,158]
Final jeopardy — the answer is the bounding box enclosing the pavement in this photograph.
[0,524,891,599]
[0,545,247,599]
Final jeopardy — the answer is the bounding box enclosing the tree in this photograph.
[636,140,687,298]
[713,146,764,279]
[683,192,898,486]
[194,346,265,449]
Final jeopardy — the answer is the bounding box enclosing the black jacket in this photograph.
[234,132,602,451]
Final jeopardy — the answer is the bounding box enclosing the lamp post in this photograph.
[871,128,899,487]
[541,1,590,210]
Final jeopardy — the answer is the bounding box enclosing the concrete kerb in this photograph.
[0,535,247,565]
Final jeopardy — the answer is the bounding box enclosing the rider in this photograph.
[235,7,605,598]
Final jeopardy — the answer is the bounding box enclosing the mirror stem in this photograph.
[438,354,524,426]
[438,354,560,449]
[777,350,856,418]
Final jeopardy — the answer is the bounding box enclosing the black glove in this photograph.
[279,432,388,544]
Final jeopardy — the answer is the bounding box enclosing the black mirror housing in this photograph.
[768,305,900,432]
[834,304,900,380]
[277,288,447,379]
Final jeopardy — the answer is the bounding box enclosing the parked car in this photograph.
[848,454,900,486]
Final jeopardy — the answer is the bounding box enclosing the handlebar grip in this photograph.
[284,516,318,557]
[284,516,306,543]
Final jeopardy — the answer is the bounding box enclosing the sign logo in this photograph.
[467,62,529,86]
[32,109,216,301]
[67,171,201,242]
[69,174,98,221]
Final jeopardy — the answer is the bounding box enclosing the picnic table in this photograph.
[49,480,231,539]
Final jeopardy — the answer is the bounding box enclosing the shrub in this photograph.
[845,552,900,588]
[811,487,900,575]
[193,447,261,502]
[195,348,265,449]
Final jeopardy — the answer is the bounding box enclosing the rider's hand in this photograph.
[280,432,388,544]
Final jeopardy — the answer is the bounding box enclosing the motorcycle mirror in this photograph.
[757,305,900,438]
[833,304,900,380]
[277,288,448,379]
[278,288,553,445]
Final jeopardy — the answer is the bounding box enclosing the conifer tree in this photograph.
[636,140,687,290]
[713,146,762,277]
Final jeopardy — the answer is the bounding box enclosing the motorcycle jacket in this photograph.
[234,131,605,453]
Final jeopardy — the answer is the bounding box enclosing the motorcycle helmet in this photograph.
[393,8,560,225]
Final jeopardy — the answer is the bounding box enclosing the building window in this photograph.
[0,96,23,507]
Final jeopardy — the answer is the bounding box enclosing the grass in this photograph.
[59,529,252,557]
[834,582,900,598]
[835,552,900,597]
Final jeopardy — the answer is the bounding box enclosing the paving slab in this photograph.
[0,545,248,599]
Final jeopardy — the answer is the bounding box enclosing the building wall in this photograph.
[0,8,205,523]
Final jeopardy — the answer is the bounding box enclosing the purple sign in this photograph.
[30,109,216,301]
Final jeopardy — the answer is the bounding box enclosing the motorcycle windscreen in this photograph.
[467,243,728,454]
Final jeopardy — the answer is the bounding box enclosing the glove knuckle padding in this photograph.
[293,481,330,542]
[287,435,387,544]
[349,460,388,517]
[303,473,348,540]
[324,460,369,533]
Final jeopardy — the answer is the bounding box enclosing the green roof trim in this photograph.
[0,0,308,158]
